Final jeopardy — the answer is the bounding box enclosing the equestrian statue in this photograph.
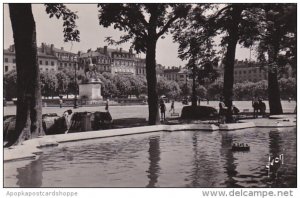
[84,57,98,81]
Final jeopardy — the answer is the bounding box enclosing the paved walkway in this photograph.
[3,100,296,120]
[245,114,296,128]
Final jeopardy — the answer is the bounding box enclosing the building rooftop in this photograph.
[80,51,109,58]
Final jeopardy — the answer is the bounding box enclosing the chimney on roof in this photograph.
[120,48,122,52]
[50,44,54,54]
[104,46,108,55]
[78,51,81,56]
[129,48,132,54]
[61,47,64,51]
[41,43,45,53]
[179,66,181,69]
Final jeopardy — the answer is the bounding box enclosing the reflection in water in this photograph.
[220,132,238,187]
[4,127,297,187]
[16,158,43,187]
[190,133,201,187]
[269,130,282,155]
[146,136,161,187]
[267,130,283,186]
[189,133,217,187]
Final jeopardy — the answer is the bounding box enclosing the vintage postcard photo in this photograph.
[2,2,297,191]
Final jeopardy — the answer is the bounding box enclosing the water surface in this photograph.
[4,127,296,187]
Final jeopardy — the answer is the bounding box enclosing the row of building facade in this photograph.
[4,43,279,84]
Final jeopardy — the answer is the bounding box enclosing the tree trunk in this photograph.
[146,38,160,125]
[191,66,197,107]
[268,70,283,114]
[223,6,242,123]
[5,4,44,147]
[266,10,283,115]
[267,47,283,115]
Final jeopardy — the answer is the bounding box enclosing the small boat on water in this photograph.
[231,143,250,151]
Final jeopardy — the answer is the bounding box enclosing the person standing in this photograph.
[160,100,166,122]
[219,97,227,124]
[169,100,175,113]
[105,99,109,112]
[252,97,259,118]
[63,109,73,133]
[258,98,266,117]
[59,97,63,108]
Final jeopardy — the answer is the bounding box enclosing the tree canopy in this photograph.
[98,3,191,124]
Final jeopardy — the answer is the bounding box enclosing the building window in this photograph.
[239,71,242,74]
[60,63,63,66]
[65,63,67,66]
[13,58,16,63]
[40,60,43,65]
[46,68,48,71]
[51,61,54,66]
[69,63,72,66]
[45,61,48,65]
[244,71,246,74]
[5,58,8,62]
[5,66,8,72]
[249,70,251,73]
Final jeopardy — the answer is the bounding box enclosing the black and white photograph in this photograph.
[2,1,297,194]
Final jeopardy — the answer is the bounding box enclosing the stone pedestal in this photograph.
[79,81,103,105]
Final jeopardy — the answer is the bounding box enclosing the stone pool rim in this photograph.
[4,116,296,162]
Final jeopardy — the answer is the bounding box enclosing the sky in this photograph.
[3,4,253,67]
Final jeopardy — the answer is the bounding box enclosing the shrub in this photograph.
[181,106,218,120]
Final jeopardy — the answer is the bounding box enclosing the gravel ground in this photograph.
[3,100,296,120]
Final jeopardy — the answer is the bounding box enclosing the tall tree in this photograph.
[256,4,296,114]
[98,4,191,124]
[5,4,44,147]
[218,5,243,114]
[175,4,262,121]
[173,4,219,107]
[5,3,79,147]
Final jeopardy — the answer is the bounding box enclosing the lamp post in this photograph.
[73,62,78,108]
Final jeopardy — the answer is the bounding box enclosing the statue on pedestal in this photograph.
[84,57,100,83]
[79,56,103,104]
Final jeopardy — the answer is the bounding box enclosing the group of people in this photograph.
[219,96,267,124]
[159,99,175,122]
[218,97,240,124]
[252,97,266,118]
